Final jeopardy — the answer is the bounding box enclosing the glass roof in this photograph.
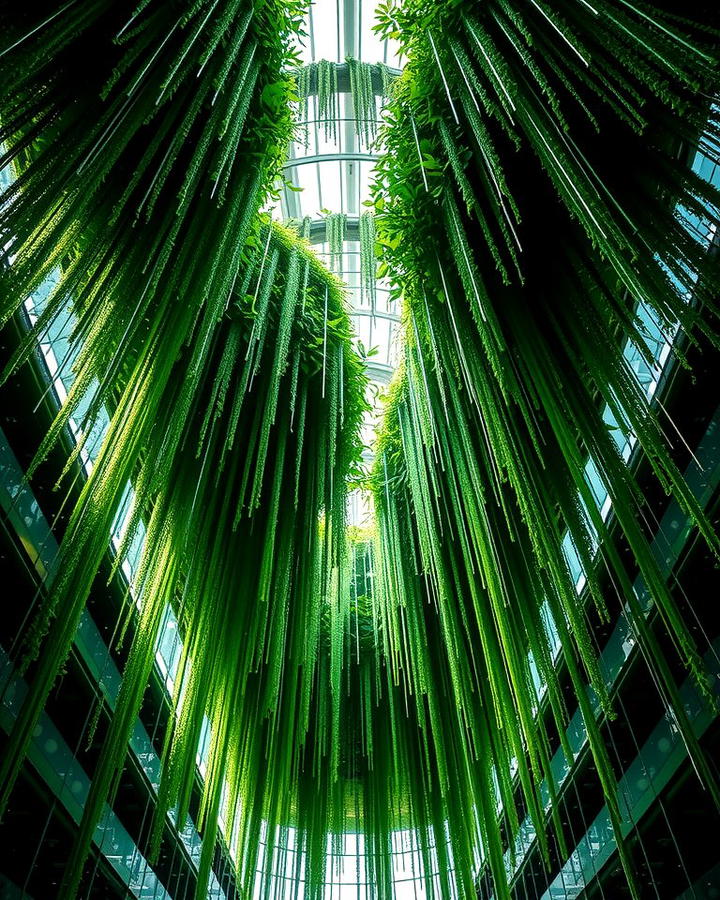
[289,0,403,66]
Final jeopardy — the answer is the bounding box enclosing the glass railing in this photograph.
[540,634,720,900]
[0,645,173,900]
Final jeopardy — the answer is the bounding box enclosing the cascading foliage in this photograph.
[5,208,368,900]
[368,0,720,897]
[294,57,395,147]
[323,210,379,314]
[0,0,301,774]
[1,1,720,900]
[325,211,348,273]
[359,209,378,313]
[327,211,378,311]
[285,212,377,311]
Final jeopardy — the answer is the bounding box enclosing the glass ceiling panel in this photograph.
[290,0,402,68]
[289,0,339,64]
[281,158,376,220]
[294,162,323,215]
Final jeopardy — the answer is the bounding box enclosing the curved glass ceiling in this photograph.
[290,0,403,66]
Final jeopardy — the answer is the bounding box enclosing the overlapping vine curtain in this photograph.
[369,0,720,897]
[0,1,719,900]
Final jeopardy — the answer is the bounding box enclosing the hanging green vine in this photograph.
[325,211,347,274]
[294,57,396,147]
[359,210,378,314]
[2,213,369,899]
[347,57,381,148]
[367,0,720,897]
[0,3,360,898]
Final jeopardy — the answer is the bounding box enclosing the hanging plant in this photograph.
[318,57,340,143]
[0,4,364,898]
[1,212,368,900]
[359,209,378,314]
[293,57,396,148]
[367,2,720,897]
[325,210,347,274]
[347,56,378,147]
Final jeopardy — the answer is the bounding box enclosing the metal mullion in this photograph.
[316,161,323,217]
[351,309,399,323]
[314,108,323,212]
[336,0,342,62]
[313,95,320,156]
[343,0,359,222]
[343,0,359,59]
[339,158,344,222]
[283,152,378,167]
[309,3,316,61]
